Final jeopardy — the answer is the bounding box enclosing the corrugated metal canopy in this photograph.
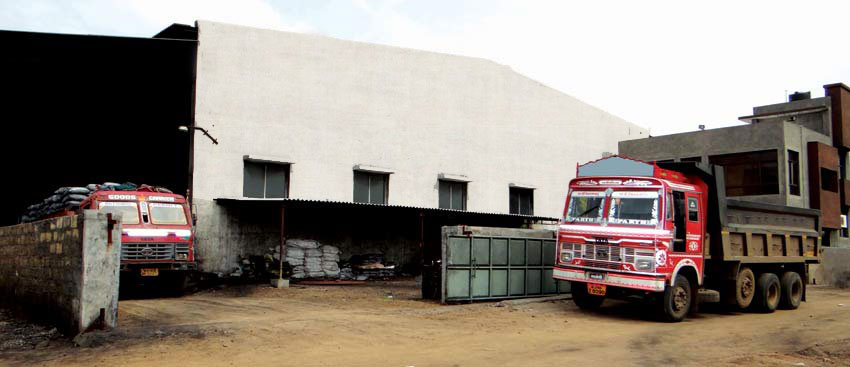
[214,197,559,221]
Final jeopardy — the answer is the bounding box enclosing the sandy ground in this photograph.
[2,280,849,367]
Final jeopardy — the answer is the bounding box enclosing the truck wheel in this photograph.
[779,271,803,310]
[572,282,604,310]
[660,275,691,322]
[733,267,756,309]
[753,272,781,313]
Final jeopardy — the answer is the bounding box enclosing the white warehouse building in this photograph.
[168,21,648,276]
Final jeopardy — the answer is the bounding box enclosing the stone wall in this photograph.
[0,211,121,335]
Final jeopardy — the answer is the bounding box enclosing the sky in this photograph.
[1,0,849,135]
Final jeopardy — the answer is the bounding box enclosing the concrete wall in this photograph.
[0,211,121,335]
[191,21,646,216]
[815,247,850,288]
[784,121,833,208]
[189,21,647,272]
[753,97,832,136]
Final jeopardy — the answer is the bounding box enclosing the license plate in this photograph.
[588,272,605,281]
[587,283,607,296]
[140,268,159,277]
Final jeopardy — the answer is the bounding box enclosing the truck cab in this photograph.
[81,189,196,282]
[556,172,706,295]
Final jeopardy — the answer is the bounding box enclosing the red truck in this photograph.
[554,156,820,321]
[30,185,197,290]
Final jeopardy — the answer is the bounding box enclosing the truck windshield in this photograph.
[98,202,140,224]
[565,191,606,223]
[607,191,660,226]
[149,203,188,225]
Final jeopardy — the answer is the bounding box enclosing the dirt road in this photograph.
[3,281,849,367]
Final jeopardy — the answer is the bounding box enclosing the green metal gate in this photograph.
[441,226,570,303]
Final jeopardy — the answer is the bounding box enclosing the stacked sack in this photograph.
[284,239,341,279]
[20,182,174,223]
[21,186,95,223]
[321,246,341,277]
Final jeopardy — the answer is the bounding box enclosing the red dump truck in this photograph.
[554,156,820,321]
[25,184,196,289]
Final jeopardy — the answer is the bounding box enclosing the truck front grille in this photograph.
[572,243,653,271]
[122,243,176,260]
[582,260,621,270]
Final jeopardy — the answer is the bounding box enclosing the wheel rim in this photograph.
[741,276,754,299]
[672,286,689,312]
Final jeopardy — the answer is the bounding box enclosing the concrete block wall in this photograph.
[816,247,850,288]
[0,211,121,335]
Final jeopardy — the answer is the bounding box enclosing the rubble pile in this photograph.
[348,253,398,279]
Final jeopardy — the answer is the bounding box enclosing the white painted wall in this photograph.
[192,21,648,219]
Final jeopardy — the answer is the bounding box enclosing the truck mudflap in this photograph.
[553,266,666,292]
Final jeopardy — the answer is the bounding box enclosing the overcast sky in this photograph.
[2,0,848,135]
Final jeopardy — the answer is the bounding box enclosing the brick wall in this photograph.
[0,210,121,335]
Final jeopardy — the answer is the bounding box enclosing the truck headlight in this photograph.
[635,258,654,271]
[175,253,188,260]
[560,251,573,262]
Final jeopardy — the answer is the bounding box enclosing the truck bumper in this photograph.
[121,262,197,272]
[553,266,666,292]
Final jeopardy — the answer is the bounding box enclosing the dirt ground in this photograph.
[2,280,849,367]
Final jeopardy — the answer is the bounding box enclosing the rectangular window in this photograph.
[687,197,699,222]
[821,168,838,192]
[353,171,388,204]
[243,161,290,198]
[788,150,800,196]
[709,150,779,196]
[666,192,673,221]
[438,180,467,210]
[565,191,606,223]
[98,202,140,224]
[509,187,534,215]
[607,191,659,226]
[149,203,188,225]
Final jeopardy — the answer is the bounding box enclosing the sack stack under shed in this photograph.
[284,239,341,279]
[277,239,399,281]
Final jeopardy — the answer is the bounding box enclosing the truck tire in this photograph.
[572,282,604,310]
[733,267,756,309]
[779,271,803,310]
[660,275,691,322]
[753,272,781,313]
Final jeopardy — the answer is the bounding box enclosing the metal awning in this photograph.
[739,106,828,123]
[214,197,559,221]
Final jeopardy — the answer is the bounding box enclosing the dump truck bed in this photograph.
[656,161,821,265]
[712,199,820,263]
